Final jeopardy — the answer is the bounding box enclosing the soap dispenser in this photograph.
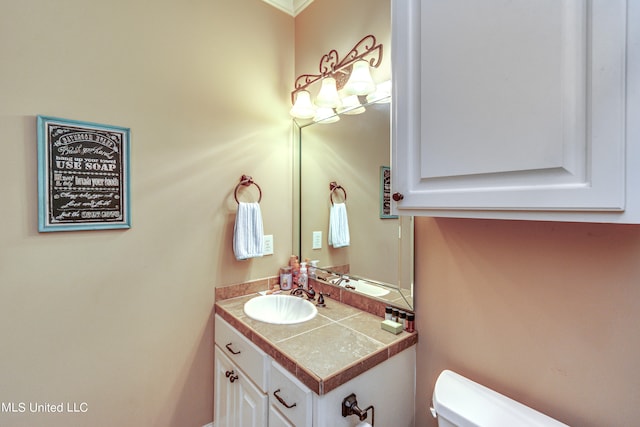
[299,262,308,290]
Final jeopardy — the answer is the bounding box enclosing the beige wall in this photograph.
[415,217,640,427]
[0,1,293,426]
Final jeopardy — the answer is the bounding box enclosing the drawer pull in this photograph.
[225,343,241,355]
[273,389,297,409]
[225,370,239,383]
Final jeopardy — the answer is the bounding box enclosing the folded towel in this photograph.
[328,202,350,248]
[233,202,264,261]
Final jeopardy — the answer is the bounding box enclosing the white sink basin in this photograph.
[243,294,318,325]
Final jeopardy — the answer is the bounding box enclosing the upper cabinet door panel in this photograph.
[392,0,627,212]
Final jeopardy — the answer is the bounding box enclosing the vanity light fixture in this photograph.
[289,90,316,119]
[337,94,366,115]
[365,79,392,104]
[289,34,384,121]
[314,107,341,123]
[315,77,342,108]
[344,60,376,95]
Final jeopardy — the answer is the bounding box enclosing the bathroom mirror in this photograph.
[293,100,414,310]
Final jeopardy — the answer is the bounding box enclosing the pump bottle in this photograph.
[298,263,308,290]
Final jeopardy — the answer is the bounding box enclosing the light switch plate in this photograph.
[263,235,274,255]
[312,231,322,249]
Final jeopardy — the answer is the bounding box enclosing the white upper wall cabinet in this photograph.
[391,0,640,223]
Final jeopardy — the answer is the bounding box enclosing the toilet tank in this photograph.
[432,370,569,427]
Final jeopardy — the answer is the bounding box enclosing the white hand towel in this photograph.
[328,202,350,248]
[233,202,264,261]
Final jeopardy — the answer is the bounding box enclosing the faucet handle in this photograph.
[316,292,330,307]
[307,285,316,299]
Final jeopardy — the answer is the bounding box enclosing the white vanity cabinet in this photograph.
[268,348,416,427]
[391,0,640,223]
[214,314,416,427]
[214,316,269,427]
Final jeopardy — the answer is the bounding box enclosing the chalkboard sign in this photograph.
[37,116,131,232]
[380,166,397,219]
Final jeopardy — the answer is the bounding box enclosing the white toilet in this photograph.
[431,370,570,427]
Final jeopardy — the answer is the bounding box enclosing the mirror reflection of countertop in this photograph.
[315,270,414,311]
[215,292,417,395]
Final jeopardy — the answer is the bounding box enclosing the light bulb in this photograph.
[313,107,340,124]
[315,77,342,108]
[337,95,366,115]
[366,80,392,104]
[289,90,316,119]
[344,60,376,96]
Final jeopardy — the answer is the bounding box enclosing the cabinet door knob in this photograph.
[392,192,404,201]
[273,389,297,409]
[225,343,241,355]
[225,370,239,383]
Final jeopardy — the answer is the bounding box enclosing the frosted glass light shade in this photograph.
[366,80,392,104]
[315,77,342,108]
[289,90,316,119]
[337,94,366,115]
[313,107,340,124]
[344,60,376,96]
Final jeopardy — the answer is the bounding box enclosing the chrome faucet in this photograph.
[290,285,316,300]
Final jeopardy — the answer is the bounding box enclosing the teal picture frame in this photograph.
[37,115,131,232]
[380,166,397,219]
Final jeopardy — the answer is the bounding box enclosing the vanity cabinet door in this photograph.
[236,373,268,427]
[214,347,235,427]
[392,0,635,222]
[214,346,267,427]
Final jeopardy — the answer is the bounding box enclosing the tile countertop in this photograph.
[215,293,418,395]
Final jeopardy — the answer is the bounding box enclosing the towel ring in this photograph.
[329,181,347,205]
[234,175,262,204]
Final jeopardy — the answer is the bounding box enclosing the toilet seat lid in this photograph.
[432,370,569,427]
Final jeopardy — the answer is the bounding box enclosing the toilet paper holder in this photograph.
[341,393,375,426]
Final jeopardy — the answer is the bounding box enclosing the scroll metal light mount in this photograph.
[290,34,383,104]
[289,35,389,121]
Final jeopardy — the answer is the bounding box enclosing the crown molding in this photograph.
[262,0,314,17]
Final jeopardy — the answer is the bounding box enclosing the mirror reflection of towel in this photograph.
[233,202,264,260]
[329,203,350,248]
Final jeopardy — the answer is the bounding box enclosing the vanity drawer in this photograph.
[269,360,313,427]
[215,314,269,392]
